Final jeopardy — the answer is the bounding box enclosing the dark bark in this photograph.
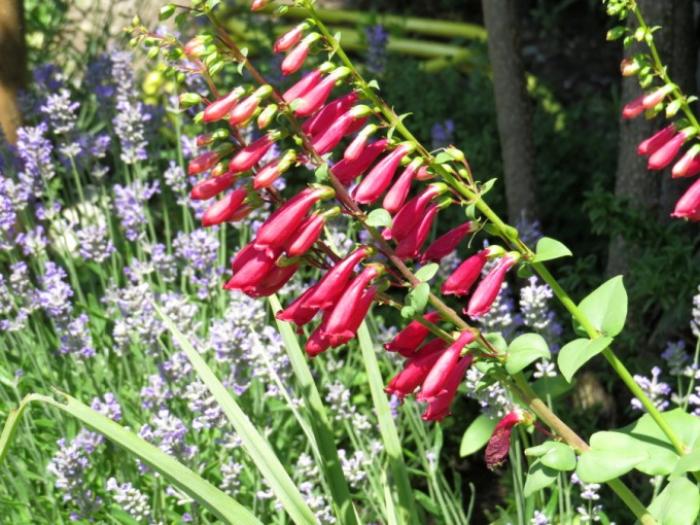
[606,0,696,277]
[0,0,26,145]
[481,0,537,224]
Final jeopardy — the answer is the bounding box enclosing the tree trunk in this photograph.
[606,0,695,276]
[481,0,537,224]
[0,0,25,145]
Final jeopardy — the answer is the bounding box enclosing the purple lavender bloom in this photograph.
[85,54,116,103]
[76,224,114,263]
[164,160,187,193]
[631,366,671,411]
[41,89,80,136]
[16,225,47,257]
[138,409,197,465]
[106,478,154,523]
[91,392,122,422]
[364,24,389,75]
[431,120,455,150]
[16,123,55,196]
[113,180,159,241]
[90,133,111,159]
[173,229,221,299]
[140,374,173,411]
[37,261,73,319]
[58,314,95,359]
[0,175,17,249]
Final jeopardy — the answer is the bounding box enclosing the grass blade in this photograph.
[155,304,317,525]
[0,393,260,525]
[357,322,419,525]
[269,294,360,525]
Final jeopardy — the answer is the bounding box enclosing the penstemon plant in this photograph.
[125,0,700,523]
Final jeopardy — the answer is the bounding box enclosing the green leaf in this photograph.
[532,237,572,263]
[578,276,627,337]
[539,442,576,471]
[407,283,430,314]
[649,477,700,525]
[415,263,439,282]
[557,336,612,382]
[156,306,317,525]
[414,490,440,516]
[0,393,261,525]
[479,178,497,195]
[505,333,550,375]
[314,163,329,183]
[672,448,700,478]
[159,4,176,20]
[531,376,572,400]
[434,152,453,164]
[401,306,416,319]
[459,415,497,457]
[357,324,418,525]
[576,432,649,483]
[366,208,392,228]
[523,460,557,497]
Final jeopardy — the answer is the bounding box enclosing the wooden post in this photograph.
[0,0,26,145]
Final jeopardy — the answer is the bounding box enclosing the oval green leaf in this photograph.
[505,333,550,375]
[578,276,628,337]
[459,415,497,457]
[532,237,572,263]
[557,336,613,383]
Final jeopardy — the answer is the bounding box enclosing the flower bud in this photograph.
[281,33,320,76]
[647,129,694,171]
[416,166,434,181]
[642,85,674,109]
[201,188,247,227]
[385,341,445,398]
[250,0,269,11]
[253,150,297,189]
[229,85,273,126]
[418,330,475,402]
[385,311,442,356]
[620,58,640,77]
[637,124,675,156]
[672,177,700,221]
[311,105,372,155]
[188,145,233,175]
[277,285,321,326]
[672,145,700,178]
[283,69,323,103]
[344,124,378,161]
[441,248,490,297]
[354,143,415,204]
[293,67,351,117]
[465,253,519,318]
[284,211,326,256]
[244,263,299,297]
[184,36,209,58]
[621,94,644,120]
[301,92,358,137]
[274,23,307,53]
[179,92,202,109]
[224,244,280,291]
[394,203,438,259]
[305,314,332,357]
[421,355,473,421]
[257,104,279,129]
[203,87,245,122]
[305,247,372,308]
[228,132,279,174]
[331,139,388,185]
[389,184,447,241]
[190,172,237,200]
[383,158,422,213]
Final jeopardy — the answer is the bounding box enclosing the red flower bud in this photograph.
[648,130,691,171]
[301,92,358,136]
[203,87,245,123]
[642,85,673,109]
[354,143,414,204]
[311,106,371,155]
[274,23,306,53]
[421,222,475,264]
[188,150,221,176]
[672,146,700,178]
[324,265,381,346]
[250,0,269,11]
[344,125,378,161]
[385,342,445,398]
[306,314,332,357]
[244,263,299,297]
[224,244,279,291]
[418,331,475,401]
[304,247,371,309]
[229,204,254,222]
[388,184,445,241]
[384,311,442,356]
[485,411,523,469]
[637,125,676,156]
[466,254,518,318]
[285,213,326,257]
[283,69,323,103]
[293,68,351,117]
[394,203,438,260]
[332,139,388,185]
[421,355,473,422]
[416,166,434,181]
[255,187,332,248]
[190,172,237,200]
[228,133,277,174]
[277,285,321,326]
[201,188,247,227]
[183,37,207,58]
[441,248,490,296]
[253,150,297,189]
[281,34,320,76]
[620,58,639,77]
[338,286,377,345]
[383,158,422,214]
[621,94,644,120]
[672,177,700,221]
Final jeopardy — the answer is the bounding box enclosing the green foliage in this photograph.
[577,276,628,337]
[505,333,550,375]
[459,415,496,457]
[557,336,613,382]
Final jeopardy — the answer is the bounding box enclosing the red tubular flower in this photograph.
[282,69,323,103]
[277,285,321,326]
[250,0,269,11]
[383,158,422,214]
[332,139,388,185]
[344,124,378,161]
[184,37,207,58]
[394,204,438,260]
[421,355,473,422]
[324,265,381,346]
[441,248,492,296]
[337,286,377,345]
[285,212,326,257]
[484,411,523,469]
[188,150,221,176]
[466,253,519,318]
[253,150,297,189]
[293,68,351,117]
[224,244,279,291]
[228,133,278,174]
[637,125,675,156]
[418,330,475,401]
[622,94,644,119]
[301,92,358,136]
[642,85,673,109]
[672,177,700,220]
[190,172,237,200]
[229,204,254,222]
[385,343,445,398]
[305,314,331,357]
[421,222,475,263]
[311,106,371,155]
[353,143,414,204]
[384,311,442,356]
[255,186,333,248]
[281,38,312,76]
[201,188,247,227]
[416,166,434,181]
[672,146,700,178]
[304,247,371,309]
[274,23,306,53]
[203,87,245,123]
[388,184,446,241]
[244,263,299,297]
[228,86,272,126]
[648,130,691,170]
